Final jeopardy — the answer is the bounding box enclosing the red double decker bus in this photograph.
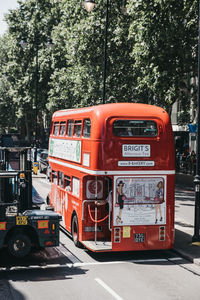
[48,103,175,252]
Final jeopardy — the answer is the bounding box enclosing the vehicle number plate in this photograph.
[134,233,145,243]
[16,216,28,225]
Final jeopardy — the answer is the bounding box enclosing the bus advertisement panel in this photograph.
[114,176,166,226]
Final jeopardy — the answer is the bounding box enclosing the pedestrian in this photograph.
[175,148,180,172]
[190,150,196,175]
[180,150,188,173]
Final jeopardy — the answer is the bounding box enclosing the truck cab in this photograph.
[0,147,61,257]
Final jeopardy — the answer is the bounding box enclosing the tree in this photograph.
[5,0,62,141]
[127,0,198,114]
[0,34,16,133]
[47,0,136,112]
[1,0,198,140]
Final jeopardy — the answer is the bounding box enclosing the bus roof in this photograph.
[52,103,168,121]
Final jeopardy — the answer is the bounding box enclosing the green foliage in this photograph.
[47,0,135,111]
[2,0,62,139]
[0,0,198,139]
[0,34,16,132]
[127,0,197,112]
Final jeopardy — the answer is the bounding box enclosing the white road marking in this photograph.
[0,257,183,272]
[95,277,123,300]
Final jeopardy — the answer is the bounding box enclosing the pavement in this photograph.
[174,173,200,265]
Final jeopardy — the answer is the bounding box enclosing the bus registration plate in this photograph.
[16,216,28,225]
[134,233,145,243]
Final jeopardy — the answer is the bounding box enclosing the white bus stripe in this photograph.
[49,158,175,176]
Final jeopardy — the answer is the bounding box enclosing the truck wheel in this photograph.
[46,194,50,205]
[72,215,80,247]
[8,233,31,258]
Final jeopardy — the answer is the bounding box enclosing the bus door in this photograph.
[82,176,112,250]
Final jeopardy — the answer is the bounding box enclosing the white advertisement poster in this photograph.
[113,176,166,226]
[49,138,81,163]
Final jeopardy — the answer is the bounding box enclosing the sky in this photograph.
[0,0,19,36]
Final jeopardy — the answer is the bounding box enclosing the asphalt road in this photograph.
[0,176,200,300]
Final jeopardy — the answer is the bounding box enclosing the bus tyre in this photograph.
[8,233,31,258]
[72,215,80,247]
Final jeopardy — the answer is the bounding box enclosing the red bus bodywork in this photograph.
[48,103,175,252]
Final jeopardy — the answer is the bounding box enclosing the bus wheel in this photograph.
[8,233,31,258]
[72,215,80,247]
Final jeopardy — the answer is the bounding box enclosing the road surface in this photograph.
[0,176,199,300]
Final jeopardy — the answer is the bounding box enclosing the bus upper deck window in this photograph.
[74,120,82,137]
[113,120,157,137]
[53,122,59,136]
[67,120,73,137]
[83,119,91,138]
[60,122,66,136]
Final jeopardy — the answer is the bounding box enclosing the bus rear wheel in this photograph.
[8,233,31,258]
[72,215,80,247]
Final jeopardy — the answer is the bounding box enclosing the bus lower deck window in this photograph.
[52,171,57,184]
[72,177,80,197]
[113,120,157,137]
[58,171,64,188]
[64,175,71,192]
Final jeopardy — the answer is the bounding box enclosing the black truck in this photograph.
[0,147,61,257]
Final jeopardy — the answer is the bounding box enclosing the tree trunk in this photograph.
[24,112,31,143]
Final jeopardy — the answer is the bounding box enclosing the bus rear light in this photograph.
[114,227,121,243]
[159,226,166,241]
[52,223,55,230]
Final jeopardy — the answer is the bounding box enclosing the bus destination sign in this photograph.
[122,144,151,157]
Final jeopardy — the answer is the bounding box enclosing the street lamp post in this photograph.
[192,1,200,242]
[83,0,109,104]
[34,41,39,162]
